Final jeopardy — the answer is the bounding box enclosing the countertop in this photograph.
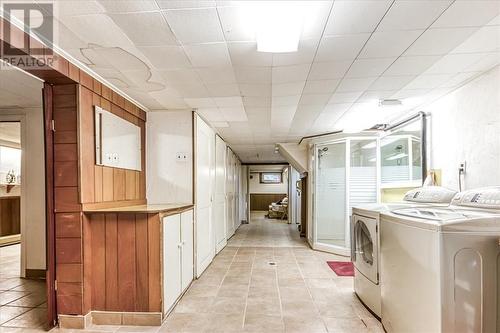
[83,203,194,214]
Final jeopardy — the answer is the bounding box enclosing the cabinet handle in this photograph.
[178,243,182,248]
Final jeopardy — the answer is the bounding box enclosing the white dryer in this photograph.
[352,186,457,318]
[380,186,500,333]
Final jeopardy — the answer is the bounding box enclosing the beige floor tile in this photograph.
[281,299,318,317]
[173,296,215,314]
[204,313,244,332]
[243,313,284,333]
[245,297,281,317]
[278,287,312,301]
[211,297,246,314]
[282,316,327,333]
[216,285,249,299]
[304,278,337,289]
[0,306,31,325]
[0,292,30,306]
[2,308,46,328]
[322,317,369,333]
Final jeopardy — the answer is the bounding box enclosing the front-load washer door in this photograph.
[353,215,378,284]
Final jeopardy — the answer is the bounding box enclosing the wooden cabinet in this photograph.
[162,209,194,315]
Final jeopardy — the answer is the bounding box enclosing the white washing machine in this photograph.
[352,186,457,318]
[380,186,500,333]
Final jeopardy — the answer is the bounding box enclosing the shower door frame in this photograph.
[312,136,380,256]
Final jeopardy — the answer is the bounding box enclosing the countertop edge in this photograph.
[83,203,194,214]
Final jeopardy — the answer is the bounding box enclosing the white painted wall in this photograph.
[249,171,288,194]
[146,111,193,204]
[0,108,46,271]
[428,66,500,191]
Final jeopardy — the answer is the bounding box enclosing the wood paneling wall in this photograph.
[0,197,20,236]
[250,193,287,211]
[87,213,161,312]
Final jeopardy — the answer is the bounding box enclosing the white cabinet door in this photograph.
[214,136,227,253]
[163,214,181,314]
[181,210,194,291]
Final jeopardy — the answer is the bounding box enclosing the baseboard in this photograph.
[59,311,162,329]
[0,234,20,247]
[26,269,46,279]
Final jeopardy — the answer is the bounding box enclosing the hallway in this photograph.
[50,213,381,333]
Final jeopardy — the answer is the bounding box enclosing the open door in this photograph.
[43,83,57,328]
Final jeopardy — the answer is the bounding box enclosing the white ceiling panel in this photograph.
[98,0,158,13]
[239,84,271,97]
[234,66,272,84]
[205,83,240,97]
[212,121,230,128]
[214,96,243,107]
[451,26,500,54]
[404,27,478,56]
[272,39,319,67]
[432,1,500,28]
[184,43,231,67]
[157,1,216,9]
[359,30,423,59]
[170,83,210,97]
[464,52,500,72]
[384,55,442,76]
[404,74,455,90]
[217,6,256,42]
[345,58,396,78]
[196,67,236,84]
[377,1,451,32]
[243,96,272,108]
[299,94,331,106]
[197,108,226,121]
[162,8,224,44]
[219,107,248,121]
[328,91,363,104]
[424,53,486,75]
[272,95,301,107]
[299,1,333,40]
[316,34,371,62]
[439,71,482,89]
[184,97,216,108]
[109,12,178,46]
[336,77,377,93]
[272,64,311,84]
[308,61,352,80]
[55,0,104,17]
[272,82,306,96]
[303,79,340,94]
[159,69,202,85]
[228,42,273,67]
[139,46,191,69]
[368,75,418,91]
[325,0,392,35]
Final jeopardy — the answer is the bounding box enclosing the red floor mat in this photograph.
[327,261,354,277]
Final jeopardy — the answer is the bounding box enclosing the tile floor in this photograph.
[0,244,48,332]
[47,211,382,333]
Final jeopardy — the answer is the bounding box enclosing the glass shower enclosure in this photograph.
[313,137,378,255]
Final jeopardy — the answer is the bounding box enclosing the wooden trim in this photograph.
[43,83,57,328]
[26,269,46,279]
[82,200,146,211]
[0,234,21,246]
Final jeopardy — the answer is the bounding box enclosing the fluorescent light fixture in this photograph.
[379,99,402,107]
[243,2,304,53]
[386,153,408,161]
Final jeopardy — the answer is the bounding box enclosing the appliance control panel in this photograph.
[452,186,500,209]
[403,186,457,203]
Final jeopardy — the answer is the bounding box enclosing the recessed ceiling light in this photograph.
[244,2,304,53]
[379,99,403,107]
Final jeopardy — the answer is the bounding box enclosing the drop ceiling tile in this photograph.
[299,1,333,39]
[184,97,216,108]
[487,15,500,26]
[205,83,240,97]
[159,69,201,85]
[336,77,377,93]
[239,84,271,97]
[404,74,455,90]
[196,67,236,84]
[56,0,105,17]
[441,71,482,88]
[432,1,500,28]
[391,89,432,100]
[162,8,224,44]
[109,12,178,46]
[359,30,423,59]
[220,107,248,122]
[325,0,392,35]
[309,61,352,80]
[303,79,340,94]
[404,27,478,56]
[170,83,210,98]
[298,94,331,106]
[377,1,451,32]
[157,1,216,9]
[243,96,272,108]
[272,95,301,107]
[149,90,188,109]
[272,64,311,84]
[98,0,158,13]
[214,96,243,107]
[272,82,305,96]
[385,56,442,76]
[323,103,352,116]
[197,108,226,121]
[345,58,396,78]
[464,52,500,72]
[424,53,485,74]
[139,46,191,69]
[368,75,417,91]
[272,39,319,66]
[234,66,272,83]
[451,26,500,54]
[316,34,371,62]
[217,6,256,42]
[212,121,230,128]
[228,42,273,66]
[357,90,398,103]
[328,91,363,104]
[184,43,231,67]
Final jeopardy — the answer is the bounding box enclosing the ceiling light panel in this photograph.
[324,0,392,35]
[162,8,224,44]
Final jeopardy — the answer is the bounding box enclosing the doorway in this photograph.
[0,67,50,330]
